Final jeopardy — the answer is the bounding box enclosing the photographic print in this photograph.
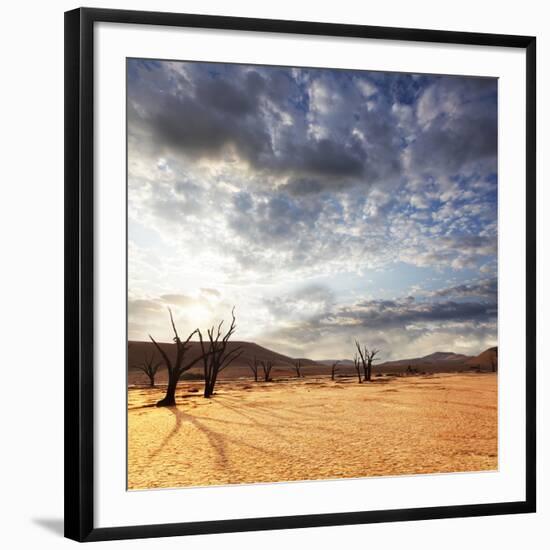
[126,59,498,491]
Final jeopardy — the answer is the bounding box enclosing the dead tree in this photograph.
[355,341,380,382]
[132,350,163,387]
[247,356,260,382]
[198,308,244,398]
[260,360,274,382]
[355,341,369,381]
[331,360,340,381]
[292,360,303,378]
[353,353,362,383]
[366,348,381,379]
[149,309,204,407]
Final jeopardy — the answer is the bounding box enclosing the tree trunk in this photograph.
[204,376,215,398]
[149,377,155,388]
[156,376,177,406]
[210,372,218,396]
[366,362,373,381]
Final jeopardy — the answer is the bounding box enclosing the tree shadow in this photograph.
[213,400,293,443]
[146,405,230,470]
[146,401,295,471]
[214,394,344,436]
[147,405,184,460]
[181,411,229,469]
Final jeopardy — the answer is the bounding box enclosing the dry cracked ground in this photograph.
[128,373,497,490]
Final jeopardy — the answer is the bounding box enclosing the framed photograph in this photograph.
[65,7,536,542]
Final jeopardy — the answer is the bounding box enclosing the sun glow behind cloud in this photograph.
[127,59,498,360]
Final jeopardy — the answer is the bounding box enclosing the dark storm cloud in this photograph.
[138,91,273,165]
[128,61,497,219]
[334,297,496,329]
[282,178,325,196]
[127,61,407,186]
[407,77,498,176]
[261,279,497,358]
[197,71,265,115]
[431,278,497,300]
[263,278,496,336]
[280,137,365,178]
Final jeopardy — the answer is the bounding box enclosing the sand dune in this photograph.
[128,341,498,385]
[378,351,473,368]
[466,347,498,368]
[128,373,498,490]
[128,340,324,385]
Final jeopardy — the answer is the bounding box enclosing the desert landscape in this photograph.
[128,340,498,490]
[126,60,499,491]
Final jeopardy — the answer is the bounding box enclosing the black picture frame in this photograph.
[65,7,537,543]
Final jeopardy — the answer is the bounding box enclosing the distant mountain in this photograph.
[317,359,355,367]
[128,340,497,386]
[130,339,300,367]
[378,351,472,369]
[127,340,326,385]
[319,352,473,370]
[466,347,498,369]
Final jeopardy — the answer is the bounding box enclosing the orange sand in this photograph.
[128,373,497,490]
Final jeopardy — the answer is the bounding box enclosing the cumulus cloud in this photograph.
[159,294,195,306]
[259,278,497,359]
[332,297,496,329]
[127,59,498,359]
[430,278,497,300]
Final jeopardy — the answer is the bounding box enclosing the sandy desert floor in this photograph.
[128,373,497,490]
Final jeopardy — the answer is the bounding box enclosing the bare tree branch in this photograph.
[150,311,203,406]
[355,341,381,382]
[132,349,164,387]
[247,356,259,382]
[353,353,362,383]
[149,335,172,375]
[200,308,241,398]
[260,360,274,382]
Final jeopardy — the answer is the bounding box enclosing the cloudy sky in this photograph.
[127,58,498,361]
